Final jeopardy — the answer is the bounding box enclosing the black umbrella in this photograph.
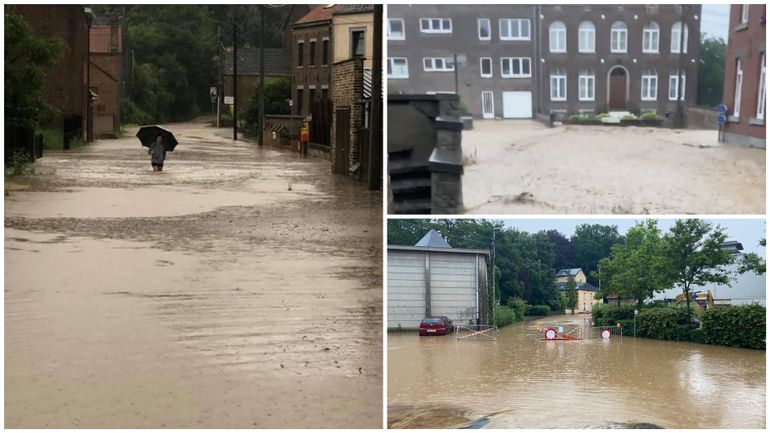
[136,125,178,152]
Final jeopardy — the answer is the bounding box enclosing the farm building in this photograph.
[387,229,491,330]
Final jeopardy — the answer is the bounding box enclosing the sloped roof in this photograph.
[415,229,452,249]
[555,268,583,278]
[334,4,375,15]
[89,26,122,53]
[224,46,290,76]
[556,281,598,292]
[293,4,340,25]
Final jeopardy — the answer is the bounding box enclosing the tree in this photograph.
[544,229,575,270]
[244,76,291,127]
[662,219,735,324]
[571,224,624,286]
[4,13,65,128]
[697,36,727,108]
[738,238,766,275]
[566,275,578,314]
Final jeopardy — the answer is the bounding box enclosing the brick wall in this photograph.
[331,57,364,176]
[90,53,121,135]
[291,24,333,115]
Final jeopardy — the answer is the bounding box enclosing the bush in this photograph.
[689,328,705,344]
[507,299,526,322]
[591,304,637,326]
[6,151,34,176]
[621,114,638,121]
[637,308,690,340]
[701,305,766,349]
[596,113,609,120]
[121,99,153,125]
[494,305,519,328]
[526,305,550,316]
[641,111,660,121]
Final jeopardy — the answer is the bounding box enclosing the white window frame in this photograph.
[549,21,567,53]
[499,18,530,41]
[387,57,409,79]
[500,57,531,78]
[422,57,455,72]
[757,52,766,120]
[480,57,493,78]
[610,22,628,53]
[641,73,658,101]
[578,21,595,53]
[741,5,750,24]
[387,18,405,40]
[478,18,491,41]
[420,18,452,33]
[642,22,660,53]
[481,91,495,119]
[671,22,689,54]
[550,71,567,101]
[668,73,685,101]
[579,73,595,101]
[734,58,743,118]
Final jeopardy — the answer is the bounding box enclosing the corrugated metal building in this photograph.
[387,230,490,330]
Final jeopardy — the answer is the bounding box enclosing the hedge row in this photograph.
[525,305,550,316]
[701,304,766,350]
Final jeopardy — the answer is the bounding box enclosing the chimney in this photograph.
[110,20,120,53]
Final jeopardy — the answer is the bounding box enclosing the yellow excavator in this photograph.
[675,290,715,311]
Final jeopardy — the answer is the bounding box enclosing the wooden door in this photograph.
[609,69,627,110]
[334,107,350,174]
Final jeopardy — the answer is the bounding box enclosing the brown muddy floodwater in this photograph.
[5,121,382,428]
[388,315,766,429]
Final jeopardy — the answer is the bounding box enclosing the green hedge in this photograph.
[526,305,550,316]
[701,305,766,350]
[637,308,690,340]
[494,305,518,328]
[591,304,637,326]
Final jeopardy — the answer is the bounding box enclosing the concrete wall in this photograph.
[332,12,374,68]
[722,4,766,147]
[291,22,333,116]
[388,249,486,330]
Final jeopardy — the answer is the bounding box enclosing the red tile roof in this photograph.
[89,26,121,53]
[293,4,340,25]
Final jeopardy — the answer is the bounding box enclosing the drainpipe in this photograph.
[424,253,431,317]
[475,254,480,326]
[536,5,543,119]
[676,4,686,128]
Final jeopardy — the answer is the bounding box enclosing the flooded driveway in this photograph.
[5,121,382,428]
[388,315,765,428]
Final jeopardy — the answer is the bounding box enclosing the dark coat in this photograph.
[149,141,166,165]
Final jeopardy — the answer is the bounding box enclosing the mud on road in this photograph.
[5,121,382,428]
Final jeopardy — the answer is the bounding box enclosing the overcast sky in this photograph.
[701,4,730,40]
[501,218,766,258]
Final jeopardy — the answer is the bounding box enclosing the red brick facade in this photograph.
[89,25,122,136]
[722,4,766,147]
[331,57,365,175]
[290,24,333,116]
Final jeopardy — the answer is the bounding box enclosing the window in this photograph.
[549,21,566,53]
[478,18,491,40]
[420,18,452,33]
[668,72,685,101]
[308,87,316,105]
[641,72,658,101]
[610,21,627,53]
[741,5,749,24]
[480,57,492,78]
[501,57,531,78]
[499,18,530,40]
[550,69,567,101]
[642,22,660,53]
[322,38,329,65]
[388,19,405,40]
[387,57,409,78]
[309,40,316,66]
[297,41,304,67]
[423,57,454,72]
[296,87,304,114]
[351,29,365,58]
[757,52,766,120]
[321,87,328,101]
[578,21,595,53]
[579,72,595,101]
[734,58,743,118]
[671,22,688,54]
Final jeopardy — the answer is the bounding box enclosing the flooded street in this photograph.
[388,315,765,429]
[5,120,382,428]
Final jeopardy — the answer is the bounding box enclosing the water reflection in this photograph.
[388,315,765,428]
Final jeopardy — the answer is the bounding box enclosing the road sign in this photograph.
[224,96,234,105]
[544,328,557,340]
[718,103,728,114]
[209,86,217,103]
[718,114,727,124]
[601,329,611,340]
[288,99,293,107]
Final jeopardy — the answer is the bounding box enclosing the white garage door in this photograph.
[502,91,533,118]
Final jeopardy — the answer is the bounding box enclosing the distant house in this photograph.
[721,4,766,148]
[388,229,491,330]
[223,46,291,110]
[555,267,600,313]
[89,23,122,137]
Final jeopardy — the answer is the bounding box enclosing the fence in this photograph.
[455,324,498,341]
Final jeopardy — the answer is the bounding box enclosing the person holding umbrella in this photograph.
[149,133,166,171]
[136,125,178,172]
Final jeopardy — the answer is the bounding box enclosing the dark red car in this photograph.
[419,316,454,336]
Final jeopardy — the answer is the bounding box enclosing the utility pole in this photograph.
[491,229,496,325]
[368,4,383,190]
[258,5,265,146]
[217,24,222,128]
[233,14,238,140]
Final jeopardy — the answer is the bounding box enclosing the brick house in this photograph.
[223,47,290,110]
[722,4,766,148]
[6,5,93,142]
[388,5,701,123]
[330,5,375,179]
[290,4,338,116]
[89,23,122,137]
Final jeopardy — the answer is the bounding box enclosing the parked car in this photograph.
[419,316,454,336]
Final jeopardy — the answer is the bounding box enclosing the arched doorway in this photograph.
[607,66,629,110]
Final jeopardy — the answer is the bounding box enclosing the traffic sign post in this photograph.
[717,103,728,143]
